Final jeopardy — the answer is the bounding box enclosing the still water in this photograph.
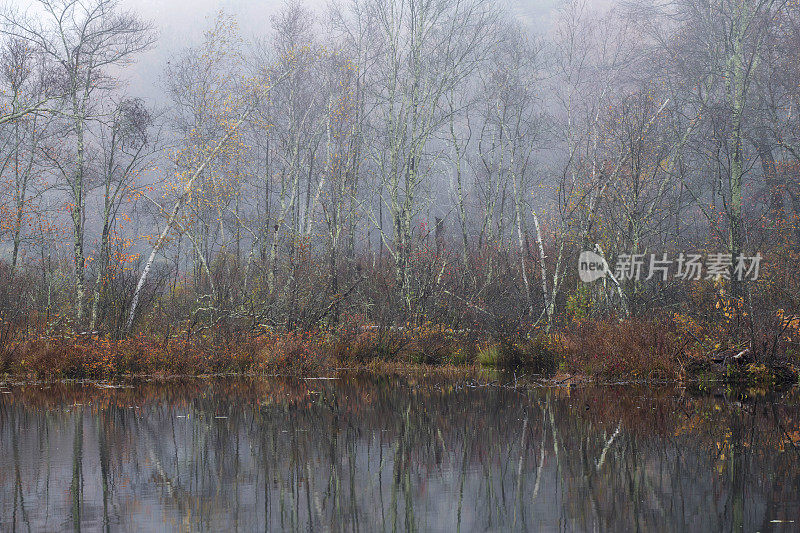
[1,373,799,532]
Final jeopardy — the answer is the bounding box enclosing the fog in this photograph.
[0,0,796,342]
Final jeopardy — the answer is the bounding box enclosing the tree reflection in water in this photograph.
[1,375,799,531]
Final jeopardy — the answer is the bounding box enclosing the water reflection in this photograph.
[1,375,799,531]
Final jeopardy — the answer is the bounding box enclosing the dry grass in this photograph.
[6,316,791,383]
[560,319,682,380]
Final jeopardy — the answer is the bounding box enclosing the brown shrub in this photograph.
[561,319,681,380]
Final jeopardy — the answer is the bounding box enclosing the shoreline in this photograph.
[2,355,797,389]
[3,318,798,386]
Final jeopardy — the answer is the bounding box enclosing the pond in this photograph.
[1,373,799,531]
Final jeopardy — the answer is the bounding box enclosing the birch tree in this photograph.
[475,24,542,316]
[1,0,153,325]
[88,97,155,333]
[0,38,52,273]
[353,0,494,316]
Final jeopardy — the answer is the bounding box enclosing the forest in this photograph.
[0,0,799,381]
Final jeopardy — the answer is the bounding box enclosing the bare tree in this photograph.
[340,0,495,316]
[88,97,156,333]
[0,38,53,273]
[1,0,154,325]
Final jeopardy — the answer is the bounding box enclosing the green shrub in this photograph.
[477,344,501,367]
[478,338,558,375]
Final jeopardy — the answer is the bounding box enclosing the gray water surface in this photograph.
[1,374,799,531]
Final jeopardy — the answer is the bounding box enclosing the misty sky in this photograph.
[117,0,566,102]
[10,0,593,103]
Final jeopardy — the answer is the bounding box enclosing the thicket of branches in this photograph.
[0,0,798,357]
